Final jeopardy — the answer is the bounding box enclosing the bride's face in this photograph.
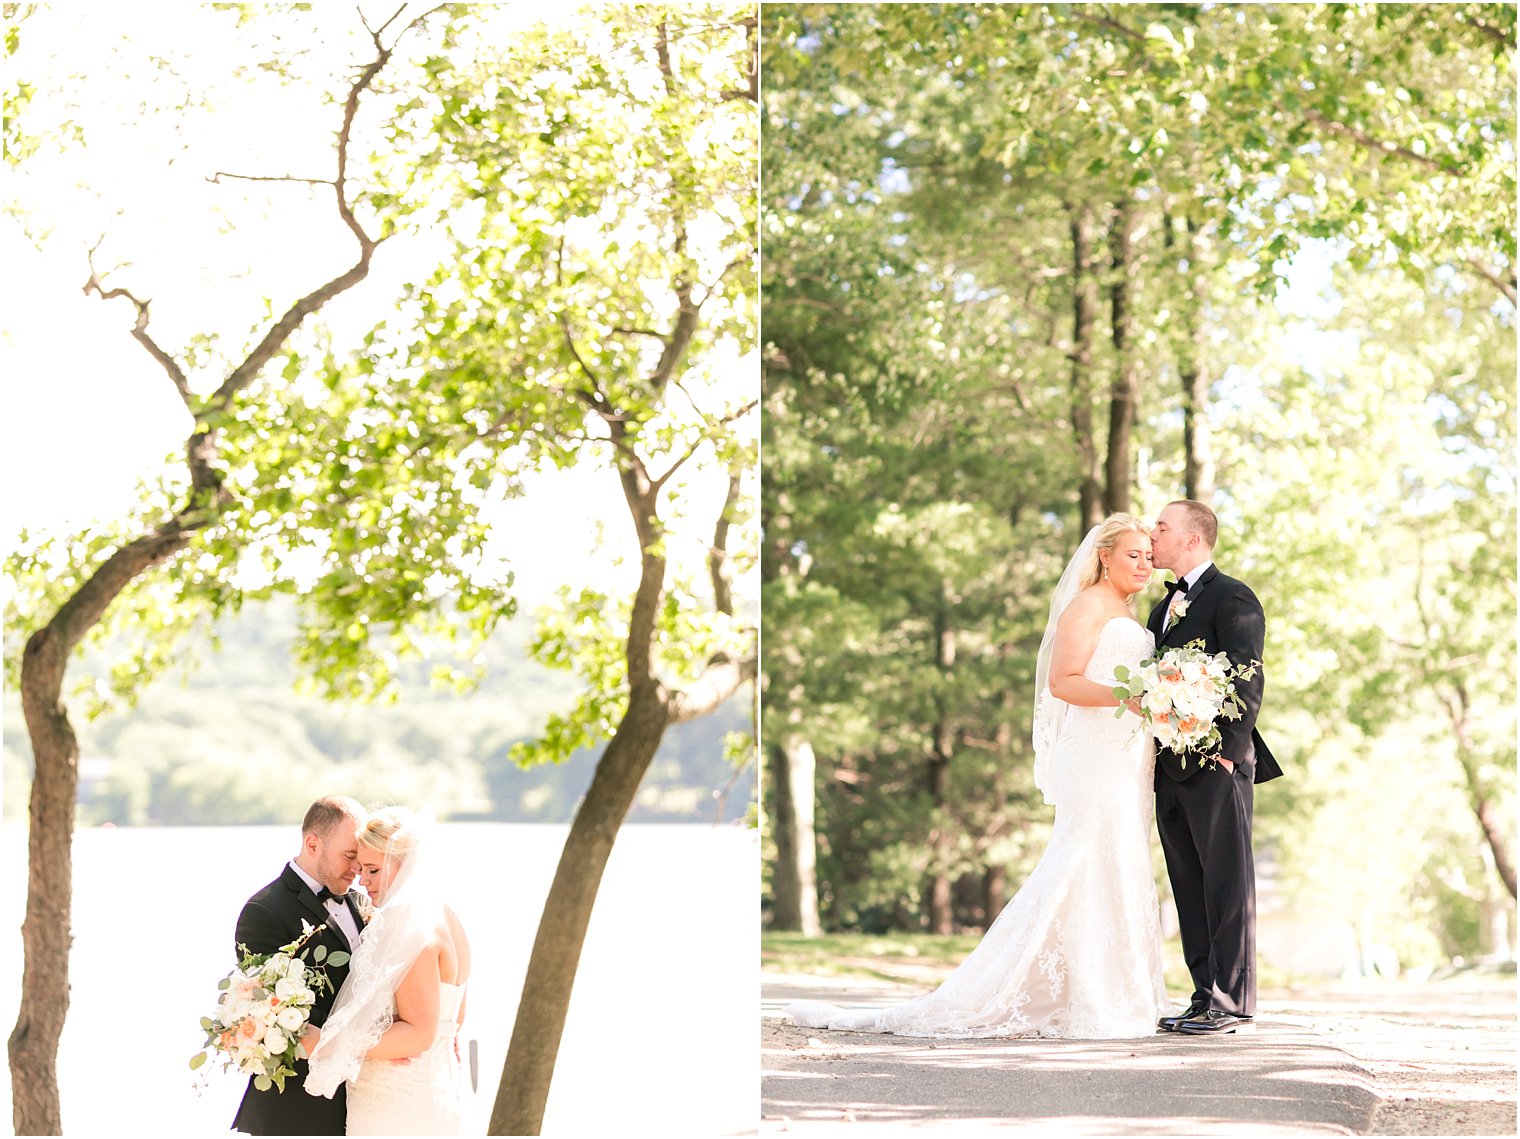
[1103,530,1155,596]
[357,847,400,904]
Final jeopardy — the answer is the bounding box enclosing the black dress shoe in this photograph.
[1157,1000,1208,1032]
[1177,1010,1254,1035]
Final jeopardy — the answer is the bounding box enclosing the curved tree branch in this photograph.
[9,11,440,1132]
[1302,107,1453,173]
[668,653,758,723]
[81,261,195,410]
[1466,256,1517,306]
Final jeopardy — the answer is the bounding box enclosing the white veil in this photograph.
[306,807,444,1099]
[1031,525,1100,806]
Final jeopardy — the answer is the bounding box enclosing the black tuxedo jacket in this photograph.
[1146,564,1283,785]
[231,864,361,1136]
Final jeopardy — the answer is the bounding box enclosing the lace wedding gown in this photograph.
[345,983,467,1135]
[789,618,1168,1039]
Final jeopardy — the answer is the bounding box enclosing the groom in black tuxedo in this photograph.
[232,796,367,1135]
[1147,501,1282,1035]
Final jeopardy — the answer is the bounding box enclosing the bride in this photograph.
[789,513,1169,1039]
[304,807,472,1134]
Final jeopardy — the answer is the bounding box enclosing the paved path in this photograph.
[761,973,1515,1136]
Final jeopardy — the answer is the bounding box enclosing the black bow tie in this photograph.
[316,887,347,906]
[1165,577,1191,597]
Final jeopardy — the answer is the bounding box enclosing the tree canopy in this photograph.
[761,2,1515,968]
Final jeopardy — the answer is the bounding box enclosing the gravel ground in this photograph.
[1258,978,1516,1136]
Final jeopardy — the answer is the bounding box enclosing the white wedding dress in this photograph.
[344,982,467,1135]
[789,618,1168,1039]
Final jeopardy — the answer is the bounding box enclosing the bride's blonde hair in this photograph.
[1077,513,1149,590]
[359,806,418,862]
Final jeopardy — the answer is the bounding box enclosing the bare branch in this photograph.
[649,398,756,496]
[81,255,195,410]
[1072,10,1146,43]
[205,10,419,412]
[650,279,700,391]
[648,435,705,494]
[1456,9,1514,49]
[1303,107,1451,172]
[207,171,336,187]
[367,4,409,40]
[1466,257,1517,306]
[710,468,741,615]
[558,313,622,421]
[696,250,753,308]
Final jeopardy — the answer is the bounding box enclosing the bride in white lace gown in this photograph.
[305,807,471,1134]
[789,514,1169,1039]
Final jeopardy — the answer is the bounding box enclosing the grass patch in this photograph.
[762,930,983,982]
[763,929,1311,997]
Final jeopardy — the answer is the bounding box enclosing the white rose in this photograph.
[275,977,306,1003]
[1173,690,1209,719]
[286,957,308,981]
[1143,688,1172,715]
[264,1026,288,1055]
[1181,659,1205,682]
[276,1006,307,1034]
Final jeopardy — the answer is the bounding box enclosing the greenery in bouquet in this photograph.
[1112,639,1258,767]
[190,920,349,1092]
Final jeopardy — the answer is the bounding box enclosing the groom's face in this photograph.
[311,817,362,896]
[1151,505,1192,570]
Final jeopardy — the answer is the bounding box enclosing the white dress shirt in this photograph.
[288,860,362,948]
[1165,560,1214,632]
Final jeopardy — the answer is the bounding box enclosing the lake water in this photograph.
[0,822,758,1136]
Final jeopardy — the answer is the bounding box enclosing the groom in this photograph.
[1147,501,1282,1036]
[232,796,367,1135]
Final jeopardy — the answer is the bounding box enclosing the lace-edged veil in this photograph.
[306,806,443,1099]
[1031,525,1101,806]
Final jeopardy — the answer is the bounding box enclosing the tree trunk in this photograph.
[1105,199,1138,514]
[769,732,822,936]
[1446,682,1518,899]
[1177,215,1216,503]
[11,527,192,1134]
[489,679,672,1136]
[925,602,955,934]
[492,235,756,1127]
[983,863,1006,926]
[980,718,1012,928]
[925,756,953,933]
[8,30,394,1115]
[1067,200,1102,528]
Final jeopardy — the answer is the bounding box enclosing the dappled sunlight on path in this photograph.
[762,971,1514,1135]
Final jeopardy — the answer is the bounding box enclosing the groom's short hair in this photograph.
[302,796,364,839]
[1168,499,1218,549]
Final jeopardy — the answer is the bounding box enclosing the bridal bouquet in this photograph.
[190,920,349,1092]
[1112,639,1258,765]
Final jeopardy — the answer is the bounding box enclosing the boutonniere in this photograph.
[353,890,374,925]
[1172,598,1190,619]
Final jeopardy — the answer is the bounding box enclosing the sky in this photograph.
[1,1,758,608]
